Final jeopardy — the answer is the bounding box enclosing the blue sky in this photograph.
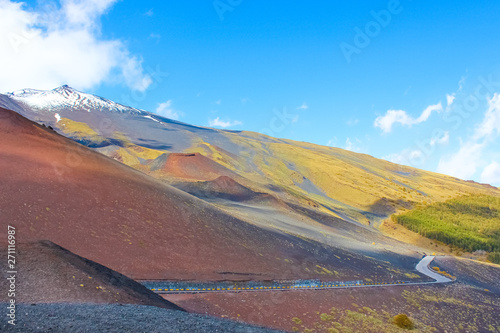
[1,0,500,185]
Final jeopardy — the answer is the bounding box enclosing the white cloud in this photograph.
[327,137,338,147]
[374,110,412,133]
[384,153,408,165]
[430,131,449,146]
[344,137,362,152]
[437,94,500,181]
[458,76,466,91]
[62,0,117,29]
[446,94,455,107]
[480,162,500,186]
[0,0,151,92]
[473,93,500,140]
[297,103,308,110]
[215,99,221,105]
[374,102,443,133]
[437,141,484,180]
[345,138,354,151]
[445,76,466,111]
[383,149,424,167]
[384,131,450,168]
[209,117,242,128]
[155,100,180,120]
[416,103,443,123]
[409,150,423,160]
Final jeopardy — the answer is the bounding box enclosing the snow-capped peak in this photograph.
[8,85,145,115]
[9,88,47,98]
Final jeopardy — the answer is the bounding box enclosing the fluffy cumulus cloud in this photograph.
[209,117,242,128]
[374,102,443,133]
[437,94,500,184]
[0,0,152,92]
[155,100,180,120]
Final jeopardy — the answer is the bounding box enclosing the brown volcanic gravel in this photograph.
[0,108,322,280]
[0,107,421,284]
[0,303,285,333]
[158,152,240,181]
[0,241,182,309]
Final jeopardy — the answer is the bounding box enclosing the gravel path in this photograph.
[1,303,284,333]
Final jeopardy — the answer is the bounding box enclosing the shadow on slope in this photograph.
[174,176,265,202]
[0,240,182,309]
[149,152,241,181]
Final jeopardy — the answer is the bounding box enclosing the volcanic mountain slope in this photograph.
[0,241,182,309]
[0,107,426,283]
[2,86,498,229]
[150,152,242,181]
[174,176,264,201]
[0,244,285,333]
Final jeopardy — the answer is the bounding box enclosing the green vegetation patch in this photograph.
[393,313,414,329]
[392,195,500,253]
[487,252,500,264]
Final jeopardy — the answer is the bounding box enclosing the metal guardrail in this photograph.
[140,279,417,294]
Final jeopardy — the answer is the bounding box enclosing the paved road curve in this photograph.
[416,255,453,283]
[146,256,453,294]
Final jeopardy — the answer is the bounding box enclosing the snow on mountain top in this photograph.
[8,85,145,114]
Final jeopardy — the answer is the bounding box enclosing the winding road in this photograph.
[416,256,453,283]
[146,256,453,294]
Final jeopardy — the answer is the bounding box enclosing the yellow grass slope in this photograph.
[55,115,500,227]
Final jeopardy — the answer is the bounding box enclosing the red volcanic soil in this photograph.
[0,241,182,309]
[174,176,263,201]
[153,152,240,181]
[166,281,500,332]
[0,108,406,282]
